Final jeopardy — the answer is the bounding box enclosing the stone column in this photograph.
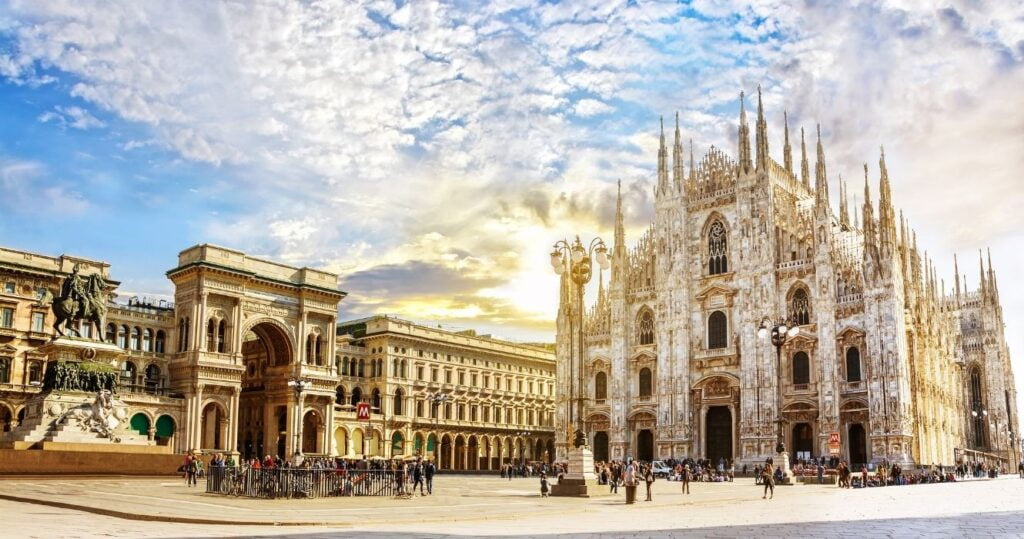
[227,387,240,454]
[325,400,336,456]
[198,291,208,352]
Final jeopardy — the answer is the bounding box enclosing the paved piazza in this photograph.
[2,474,1023,538]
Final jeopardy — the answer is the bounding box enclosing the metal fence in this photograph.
[205,467,408,499]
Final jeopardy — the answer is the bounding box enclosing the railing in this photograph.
[205,467,407,498]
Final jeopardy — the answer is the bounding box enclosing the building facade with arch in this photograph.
[555,91,1019,470]
[1,244,556,468]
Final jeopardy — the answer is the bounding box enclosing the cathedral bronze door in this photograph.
[637,430,654,462]
[593,432,609,462]
[848,423,867,467]
[793,423,814,461]
[705,406,732,464]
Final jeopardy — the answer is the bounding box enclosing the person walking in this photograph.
[643,465,655,501]
[182,451,195,487]
[424,459,435,494]
[412,460,425,495]
[817,463,824,485]
[754,463,761,485]
[681,463,690,495]
[540,473,550,498]
[610,463,619,494]
[761,465,774,499]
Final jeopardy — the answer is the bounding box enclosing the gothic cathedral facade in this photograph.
[555,89,1019,470]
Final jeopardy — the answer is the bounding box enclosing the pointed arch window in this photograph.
[708,220,728,275]
[335,385,346,405]
[791,288,811,326]
[636,309,654,345]
[595,372,607,402]
[970,368,986,447]
[707,311,727,349]
[217,320,227,353]
[638,368,653,398]
[845,347,861,382]
[792,351,810,386]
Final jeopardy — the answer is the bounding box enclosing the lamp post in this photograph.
[515,430,532,465]
[427,393,449,463]
[287,379,310,462]
[757,316,799,481]
[550,236,609,452]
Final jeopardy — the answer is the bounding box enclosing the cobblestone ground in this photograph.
[2,474,1023,538]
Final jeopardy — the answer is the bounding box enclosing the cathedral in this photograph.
[554,88,1020,470]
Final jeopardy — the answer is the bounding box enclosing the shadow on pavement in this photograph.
[157,510,1024,538]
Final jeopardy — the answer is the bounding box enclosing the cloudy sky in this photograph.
[1,1,1023,417]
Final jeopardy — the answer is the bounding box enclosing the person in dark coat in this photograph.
[412,460,425,495]
[425,459,436,494]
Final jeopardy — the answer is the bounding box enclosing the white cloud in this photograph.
[574,98,613,117]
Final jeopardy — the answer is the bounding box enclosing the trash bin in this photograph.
[625,484,637,504]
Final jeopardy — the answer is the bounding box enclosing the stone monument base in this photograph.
[777,450,795,485]
[551,447,611,497]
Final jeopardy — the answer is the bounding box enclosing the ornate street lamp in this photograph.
[550,236,609,451]
[288,379,311,461]
[426,393,449,461]
[757,316,799,483]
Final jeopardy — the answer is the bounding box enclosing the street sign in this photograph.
[828,431,840,455]
[357,402,370,420]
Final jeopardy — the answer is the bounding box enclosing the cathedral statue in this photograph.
[48,265,108,340]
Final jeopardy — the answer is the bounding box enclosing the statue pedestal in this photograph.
[37,337,125,367]
[551,447,608,497]
[777,451,795,485]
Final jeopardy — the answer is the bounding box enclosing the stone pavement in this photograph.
[2,474,1023,537]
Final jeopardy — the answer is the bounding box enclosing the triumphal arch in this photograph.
[167,244,345,457]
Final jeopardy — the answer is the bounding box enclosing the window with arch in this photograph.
[400,359,407,378]
[0,357,10,383]
[145,364,161,393]
[393,389,404,415]
[105,323,116,344]
[707,311,727,349]
[217,320,227,353]
[358,358,365,377]
[154,330,165,354]
[638,367,652,398]
[350,387,363,407]
[130,327,140,350]
[372,388,381,410]
[790,288,811,326]
[636,309,654,345]
[845,347,862,382]
[122,360,137,386]
[335,385,346,405]
[970,368,985,447]
[708,220,728,275]
[117,325,128,349]
[792,351,810,386]
[142,329,152,352]
[206,320,216,351]
[595,371,607,402]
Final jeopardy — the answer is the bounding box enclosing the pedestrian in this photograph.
[425,459,435,494]
[507,464,513,481]
[681,463,690,495]
[761,465,774,499]
[754,463,761,485]
[540,473,550,497]
[817,463,824,485]
[644,465,655,501]
[182,451,195,487]
[610,464,619,494]
[413,460,425,495]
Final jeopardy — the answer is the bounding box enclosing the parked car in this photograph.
[651,460,671,478]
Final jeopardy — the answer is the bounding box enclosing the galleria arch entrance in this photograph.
[238,320,295,460]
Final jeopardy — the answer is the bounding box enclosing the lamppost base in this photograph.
[776,450,795,485]
[551,447,608,497]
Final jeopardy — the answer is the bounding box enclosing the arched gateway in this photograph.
[166,244,346,457]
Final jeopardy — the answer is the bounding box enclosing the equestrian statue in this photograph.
[44,264,109,339]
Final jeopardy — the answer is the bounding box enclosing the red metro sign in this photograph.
[357,402,371,420]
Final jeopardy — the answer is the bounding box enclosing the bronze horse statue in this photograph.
[51,272,107,339]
